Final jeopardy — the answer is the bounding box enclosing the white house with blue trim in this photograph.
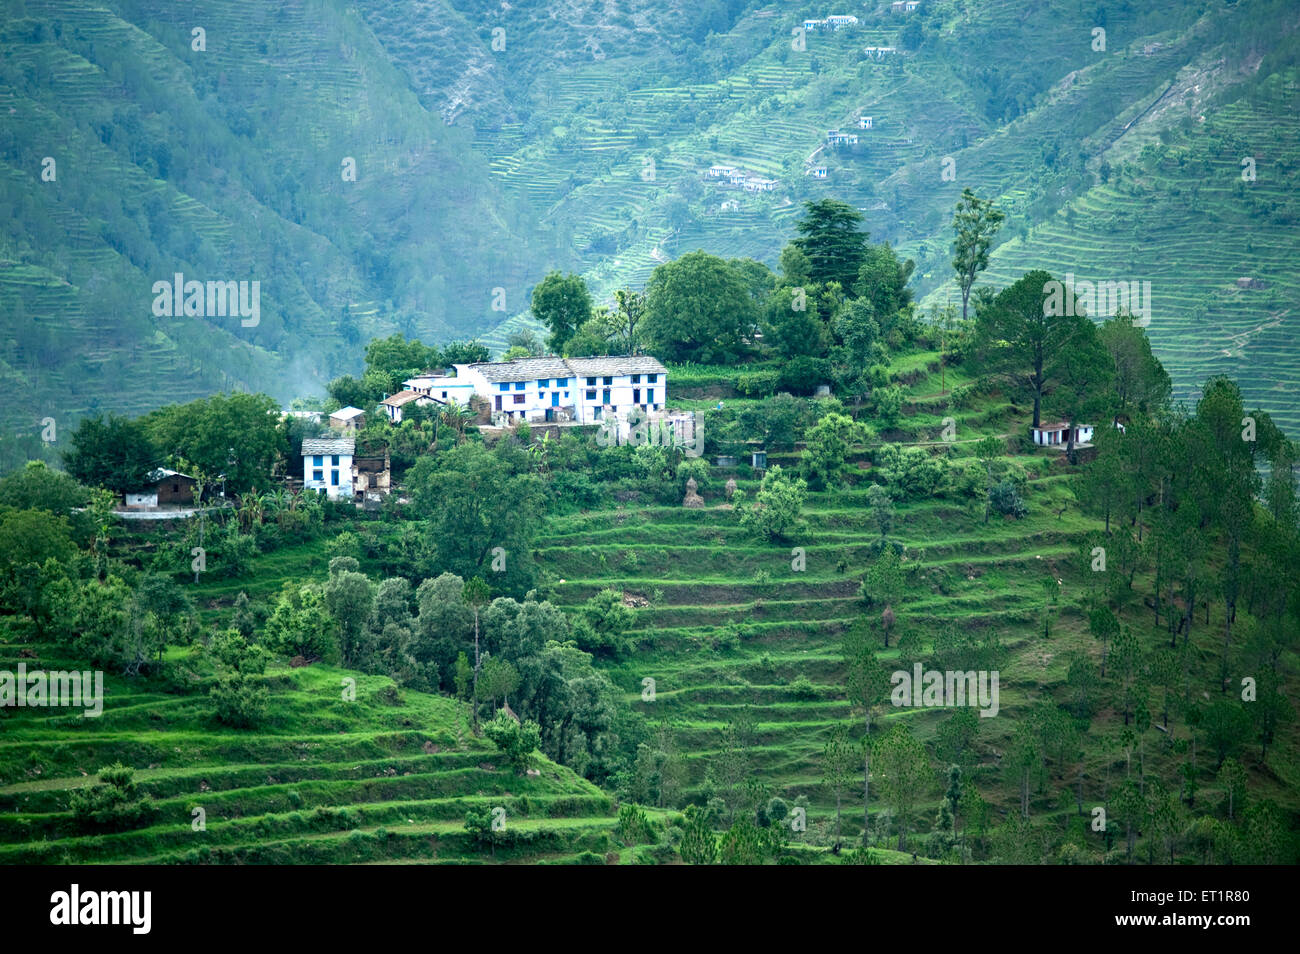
[446,355,668,425]
[302,437,354,498]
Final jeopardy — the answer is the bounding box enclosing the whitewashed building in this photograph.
[445,355,668,425]
[402,371,477,407]
[302,437,355,498]
[1031,422,1095,447]
[565,356,667,424]
[858,116,874,129]
[379,389,436,423]
[453,356,576,423]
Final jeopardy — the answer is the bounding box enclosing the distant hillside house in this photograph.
[566,356,668,424]
[891,1,919,12]
[743,176,778,192]
[1032,422,1095,447]
[707,164,738,178]
[827,129,859,145]
[824,14,859,29]
[858,116,874,129]
[124,468,197,508]
[809,166,828,178]
[380,389,435,423]
[727,170,749,186]
[802,18,824,31]
[864,46,898,58]
[403,370,477,406]
[302,437,355,498]
[329,406,366,431]
[454,355,668,425]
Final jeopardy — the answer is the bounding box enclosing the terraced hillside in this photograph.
[2,0,1297,444]
[444,0,1300,427]
[535,355,1300,846]
[0,0,550,440]
[922,66,1300,433]
[0,645,619,864]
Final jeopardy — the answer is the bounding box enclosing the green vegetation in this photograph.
[1,1,1297,866]
[3,0,1299,476]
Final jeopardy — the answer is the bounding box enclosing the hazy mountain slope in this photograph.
[0,0,1296,446]
[0,0,548,434]
[429,0,1298,429]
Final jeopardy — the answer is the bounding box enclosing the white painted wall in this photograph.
[303,451,354,498]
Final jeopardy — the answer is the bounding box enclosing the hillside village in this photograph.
[0,0,1296,885]
[114,352,678,513]
[4,192,1292,868]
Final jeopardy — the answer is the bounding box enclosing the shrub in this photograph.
[210,674,269,728]
[989,479,1028,518]
[571,588,635,659]
[675,456,712,494]
[736,370,779,397]
[548,470,609,512]
[737,466,806,540]
[617,803,654,846]
[777,357,832,396]
[789,675,819,700]
[70,764,157,831]
[483,710,542,772]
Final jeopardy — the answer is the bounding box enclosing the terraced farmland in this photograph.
[0,645,619,865]
[518,356,1084,843]
[923,68,1300,433]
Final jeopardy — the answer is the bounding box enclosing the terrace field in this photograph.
[5,351,1292,864]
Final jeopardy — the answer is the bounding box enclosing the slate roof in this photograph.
[465,356,575,383]
[301,438,356,456]
[330,406,365,420]
[562,355,668,377]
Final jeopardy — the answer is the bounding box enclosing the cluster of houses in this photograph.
[113,339,1105,511]
[705,164,778,193]
[115,353,675,509]
[390,354,670,425]
[304,354,673,500]
[827,128,860,146]
[802,14,860,31]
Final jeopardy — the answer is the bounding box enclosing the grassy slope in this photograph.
[536,355,1300,853]
[0,642,618,864]
[6,356,1291,862]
